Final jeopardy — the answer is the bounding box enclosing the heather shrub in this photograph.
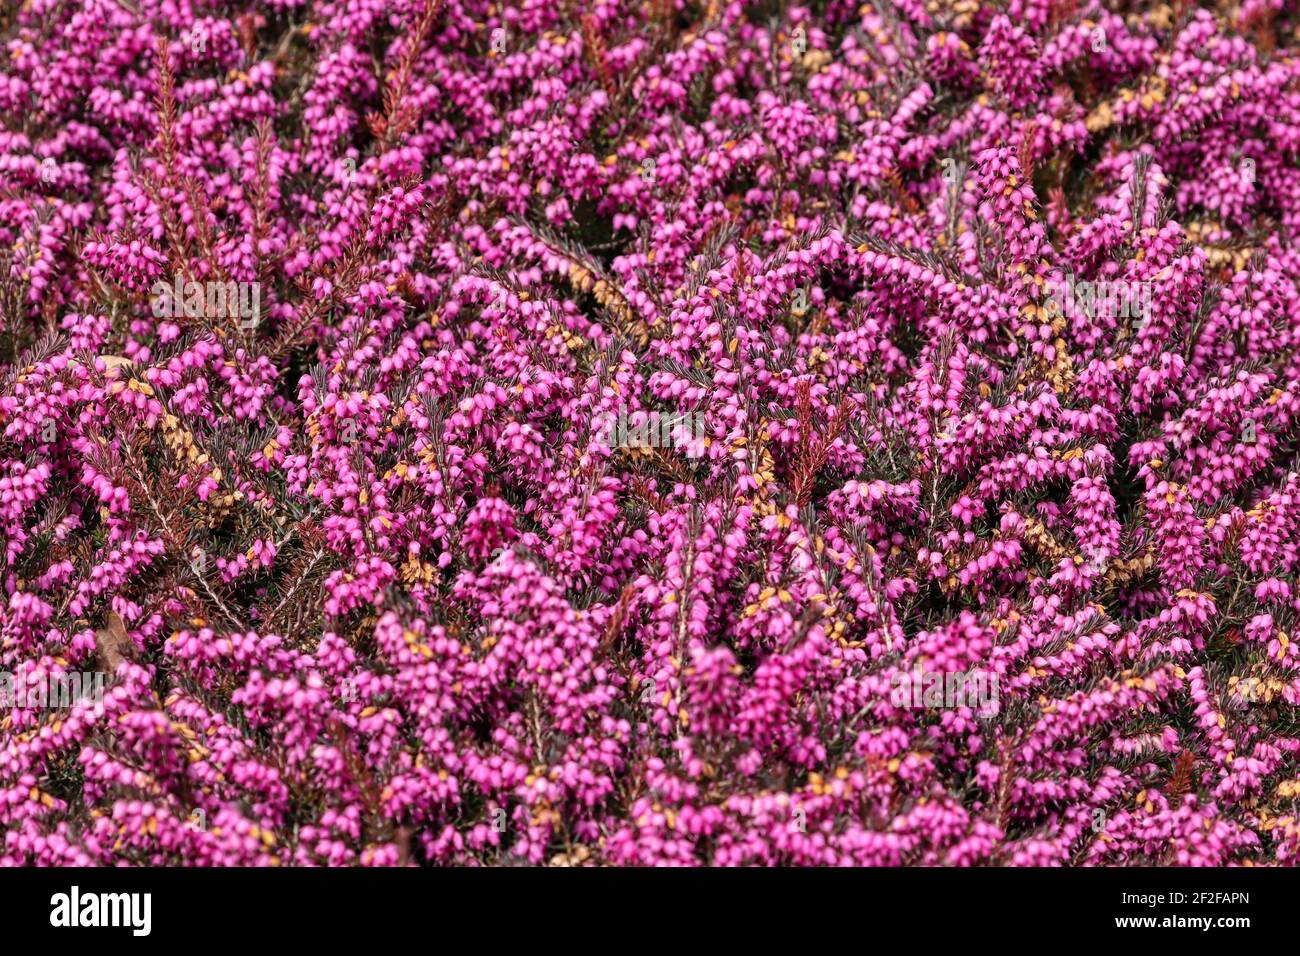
[2,0,1300,866]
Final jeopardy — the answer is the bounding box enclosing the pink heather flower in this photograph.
[1,0,1299,869]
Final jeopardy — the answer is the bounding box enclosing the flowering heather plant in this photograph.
[2,0,1300,869]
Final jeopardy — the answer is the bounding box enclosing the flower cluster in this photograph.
[3,0,1300,867]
